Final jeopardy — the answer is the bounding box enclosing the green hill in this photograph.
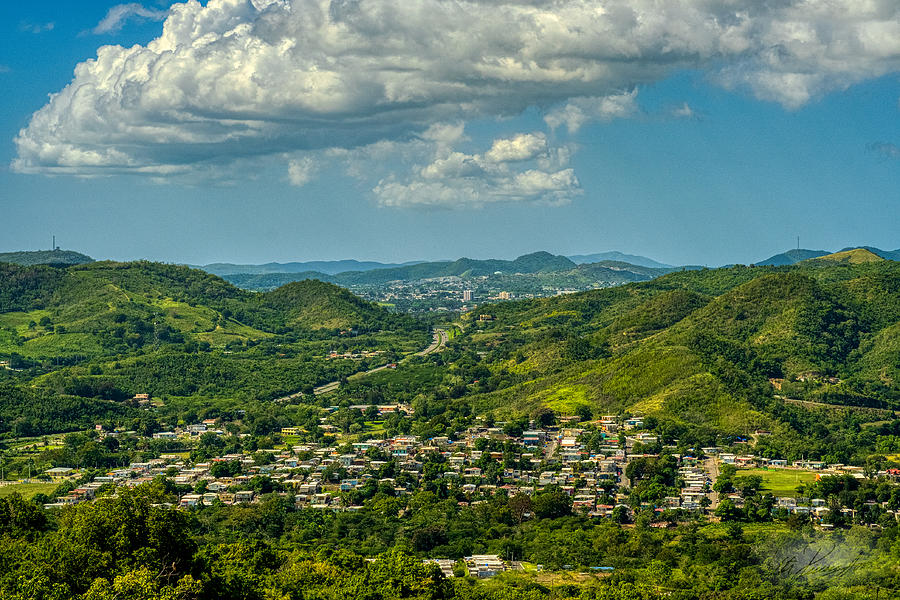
[262,279,399,330]
[0,249,94,266]
[452,259,900,435]
[0,261,418,361]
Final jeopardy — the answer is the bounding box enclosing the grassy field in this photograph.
[739,468,818,497]
[0,482,58,499]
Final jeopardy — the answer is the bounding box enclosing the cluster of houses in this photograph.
[38,414,897,533]
[41,416,709,519]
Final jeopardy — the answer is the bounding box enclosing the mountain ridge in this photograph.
[568,251,672,269]
[198,259,424,276]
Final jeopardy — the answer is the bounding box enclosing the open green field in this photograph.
[0,482,58,499]
[739,468,818,497]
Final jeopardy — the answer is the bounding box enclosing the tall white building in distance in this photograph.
[463,290,473,302]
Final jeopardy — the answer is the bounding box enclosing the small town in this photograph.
[4,406,892,579]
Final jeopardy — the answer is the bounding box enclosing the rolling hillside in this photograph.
[449,258,900,437]
[0,261,420,360]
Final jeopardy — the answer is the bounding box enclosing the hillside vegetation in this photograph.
[0,261,429,433]
[0,261,422,359]
[445,257,900,454]
[0,249,93,266]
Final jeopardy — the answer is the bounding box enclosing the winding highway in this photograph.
[416,328,449,356]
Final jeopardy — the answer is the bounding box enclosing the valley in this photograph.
[1,248,899,599]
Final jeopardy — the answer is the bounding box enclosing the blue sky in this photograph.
[1,1,899,266]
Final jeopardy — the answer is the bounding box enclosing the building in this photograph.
[463,290,473,302]
[465,555,506,578]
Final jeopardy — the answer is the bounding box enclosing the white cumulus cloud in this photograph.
[484,133,548,163]
[12,0,900,184]
[373,130,580,208]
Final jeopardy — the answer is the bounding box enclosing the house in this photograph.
[523,431,545,446]
[234,490,254,503]
[46,467,74,479]
[424,559,456,578]
[465,555,505,578]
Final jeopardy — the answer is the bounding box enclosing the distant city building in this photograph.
[498,291,510,300]
[463,290,473,302]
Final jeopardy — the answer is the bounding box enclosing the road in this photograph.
[704,456,720,509]
[276,329,448,401]
[416,328,449,356]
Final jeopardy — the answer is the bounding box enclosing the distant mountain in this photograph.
[573,261,671,280]
[318,251,578,285]
[222,254,683,291]
[568,251,672,269]
[838,246,900,261]
[199,259,422,276]
[222,252,583,290]
[0,249,93,266]
[753,249,830,266]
